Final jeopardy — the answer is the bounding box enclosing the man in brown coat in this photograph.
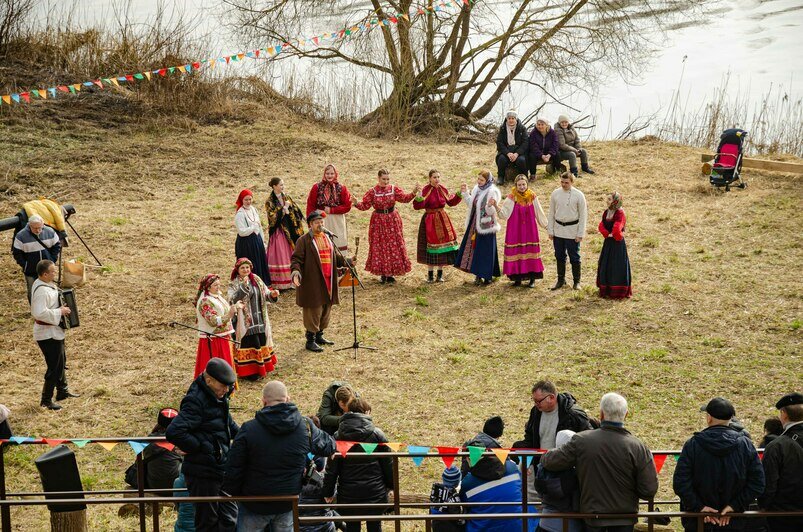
[541,392,658,532]
[291,210,348,352]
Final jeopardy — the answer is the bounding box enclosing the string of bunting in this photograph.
[0,0,474,107]
[1,437,760,472]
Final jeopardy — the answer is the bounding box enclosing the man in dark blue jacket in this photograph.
[223,380,335,531]
[12,215,61,302]
[673,397,765,532]
[166,358,239,532]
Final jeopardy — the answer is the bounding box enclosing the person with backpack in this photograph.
[429,466,465,532]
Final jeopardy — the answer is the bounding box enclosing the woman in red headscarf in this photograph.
[306,164,352,253]
[228,258,279,380]
[234,189,271,286]
[194,274,242,380]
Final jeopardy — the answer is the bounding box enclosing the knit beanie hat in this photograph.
[441,466,461,488]
[483,416,504,439]
[558,114,569,123]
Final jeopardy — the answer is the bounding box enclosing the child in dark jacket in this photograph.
[300,457,337,532]
[534,430,583,532]
[429,466,465,532]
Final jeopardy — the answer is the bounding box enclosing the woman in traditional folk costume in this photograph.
[496,174,548,287]
[234,189,271,286]
[354,169,420,284]
[413,169,462,283]
[596,192,632,299]
[228,258,279,380]
[306,164,352,253]
[265,177,306,291]
[455,170,502,285]
[194,274,242,380]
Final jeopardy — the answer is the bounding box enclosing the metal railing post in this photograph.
[135,453,146,532]
[392,456,401,532]
[0,444,10,532]
[521,456,529,532]
[292,497,300,532]
[647,497,654,532]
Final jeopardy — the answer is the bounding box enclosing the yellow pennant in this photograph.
[267,47,275,56]
[97,441,118,451]
[38,90,47,99]
[73,84,81,92]
[110,78,119,87]
[491,448,510,463]
[144,71,151,80]
[178,65,187,73]
[384,442,404,452]
[2,95,10,104]
[210,59,216,69]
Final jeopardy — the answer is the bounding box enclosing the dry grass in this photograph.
[0,110,801,530]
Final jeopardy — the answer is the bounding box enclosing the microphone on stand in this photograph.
[321,228,339,239]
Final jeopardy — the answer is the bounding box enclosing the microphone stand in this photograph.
[327,232,375,360]
[168,322,241,359]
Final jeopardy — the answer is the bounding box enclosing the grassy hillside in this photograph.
[0,103,800,530]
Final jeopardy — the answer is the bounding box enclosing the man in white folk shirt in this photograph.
[547,172,587,290]
[31,259,79,411]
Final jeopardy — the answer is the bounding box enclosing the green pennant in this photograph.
[468,446,485,466]
[102,78,111,84]
[133,73,145,80]
[673,454,681,462]
[168,67,176,74]
[68,86,76,94]
[71,439,91,448]
[361,443,378,455]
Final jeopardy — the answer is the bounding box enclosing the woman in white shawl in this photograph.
[454,169,502,285]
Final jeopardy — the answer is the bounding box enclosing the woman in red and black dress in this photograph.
[412,169,463,283]
[354,169,420,284]
[596,192,632,299]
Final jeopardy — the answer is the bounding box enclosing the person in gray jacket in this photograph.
[541,392,658,532]
[554,115,595,177]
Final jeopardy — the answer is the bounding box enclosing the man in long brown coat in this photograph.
[291,210,348,352]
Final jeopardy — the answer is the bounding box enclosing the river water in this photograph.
[40,0,802,139]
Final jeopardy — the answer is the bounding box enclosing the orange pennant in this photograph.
[491,448,510,463]
[38,89,47,99]
[97,441,118,451]
[144,71,151,80]
[2,95,9,104]
[384,442,404,452]
[73,84,81,92]
[155,441,175,451]
[45,439,66,447]
[110,78,119,87]
[177,65,187,73]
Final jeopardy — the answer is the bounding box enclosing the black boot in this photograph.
[385,276,396,284]
[570,167,579,177]
[512,275,522,287]
[305,331,323,352]
[528,273,536,288]
[551,262,566,290]
[571,262,582,290]
[581,164,595,175]
[427,270,434,283]
[379,275,386,284]
[436,269,444,282]
[56,389,80,401]
[315,331,335,345]
[40,382,62,411]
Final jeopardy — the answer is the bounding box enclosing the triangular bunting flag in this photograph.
[467,446,485,467]
[155,441,175,451]
[125,75,134,82]
[254,50,260,58]
[245,51,255,58]
[38,89,47,98]
[20,92,30,102]
[275,45,283,54]
[9,436,31,444]
[186,64,193,73]
[436,447,460,468]
[82,81,93,87]
[336,440,355,457]
[307,452,314,460]
[68,86,76,94]
[144,71,151,80]
[128,441,148,455]
[361,442,378,455]
[401,13,409,21]
[159,68,167,76]
[407,445,430,467]
[48,88,56,98]
[209,59,217,69]
[225,56,231,64]
[192,61,200,69]
[653,454,668,473]
[384,442,403,452]
[110,78,120,87]
[673,454,681,462]
[178,65,187,73]
[71,439,91,448]
[2,95,10,104]
[11,94,20,103]
[525,455,534,468]
[97,441,118,451]
[491,448,510,464]
[30,90,39,98]
[45,439,66,447]
[93,80,103,88]
[57,85,69,92]
[73,84,82,91]
[133,73,145,80]
[758,452,763,460]
[102,78,112,84]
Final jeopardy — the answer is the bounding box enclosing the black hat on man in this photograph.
[307,210,326,225]
[483,416,505,439]
[775,392,803,410]
[700,397,736,420]
[205,358,236,386]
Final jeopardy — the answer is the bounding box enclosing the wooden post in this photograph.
[151,500,160,532]
[292,497,300,532]
[1,444,10,532]
[700,153,803,173]
[647,497,654,532]
[392,456,401,532]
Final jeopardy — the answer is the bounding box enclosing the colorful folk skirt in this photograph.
[455,221,500,281]
[195,336,237,389]
[233,332,277,378]
[416,210,458,266]
[267,229,294,290]
[503,211,545,278]
[596,237,632,299]
[364,211,412,276]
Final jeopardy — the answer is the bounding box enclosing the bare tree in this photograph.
[0,0,35,57]
[224,0,703,133]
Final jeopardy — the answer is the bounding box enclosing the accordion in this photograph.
[59,288,80,329]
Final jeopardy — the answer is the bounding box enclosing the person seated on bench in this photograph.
[496,110,528,185]
[528,118,560,180]
[555,115,595,177]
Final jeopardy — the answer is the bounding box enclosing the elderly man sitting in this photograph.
[12,214,61,302]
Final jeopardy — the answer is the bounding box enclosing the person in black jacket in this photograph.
[223,380,335,531]
[323,397,393,532]
[496,110,528,185]
[759,417,783,449]
[512,381,593,453]
[673,397,765,532]
[166,358,240,532]
[758,392,803,532]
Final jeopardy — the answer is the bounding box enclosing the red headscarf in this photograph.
[195,273,219,304]
[235,189,254,211]
[230,257,257,286]
[317,165,342,208]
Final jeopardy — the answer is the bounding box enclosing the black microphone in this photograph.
[321,228,339,239]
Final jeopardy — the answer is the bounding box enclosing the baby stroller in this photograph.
[707,128,747,191]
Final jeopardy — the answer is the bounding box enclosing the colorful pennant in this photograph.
[436,446,460,468]
[97,441,118,451]
[407,445,430,467]
[467,445,485,467]
[653,453,668,473]
[336,440,355,457]
[361,442,378,455]
[491,448,510,464]
[71,439,91,448]
[128,441,148,455]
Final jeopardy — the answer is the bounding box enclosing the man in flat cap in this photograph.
[167,358,240,531]
[291,210,349,352]
[758,392,803,532]
[673,397,765,531]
